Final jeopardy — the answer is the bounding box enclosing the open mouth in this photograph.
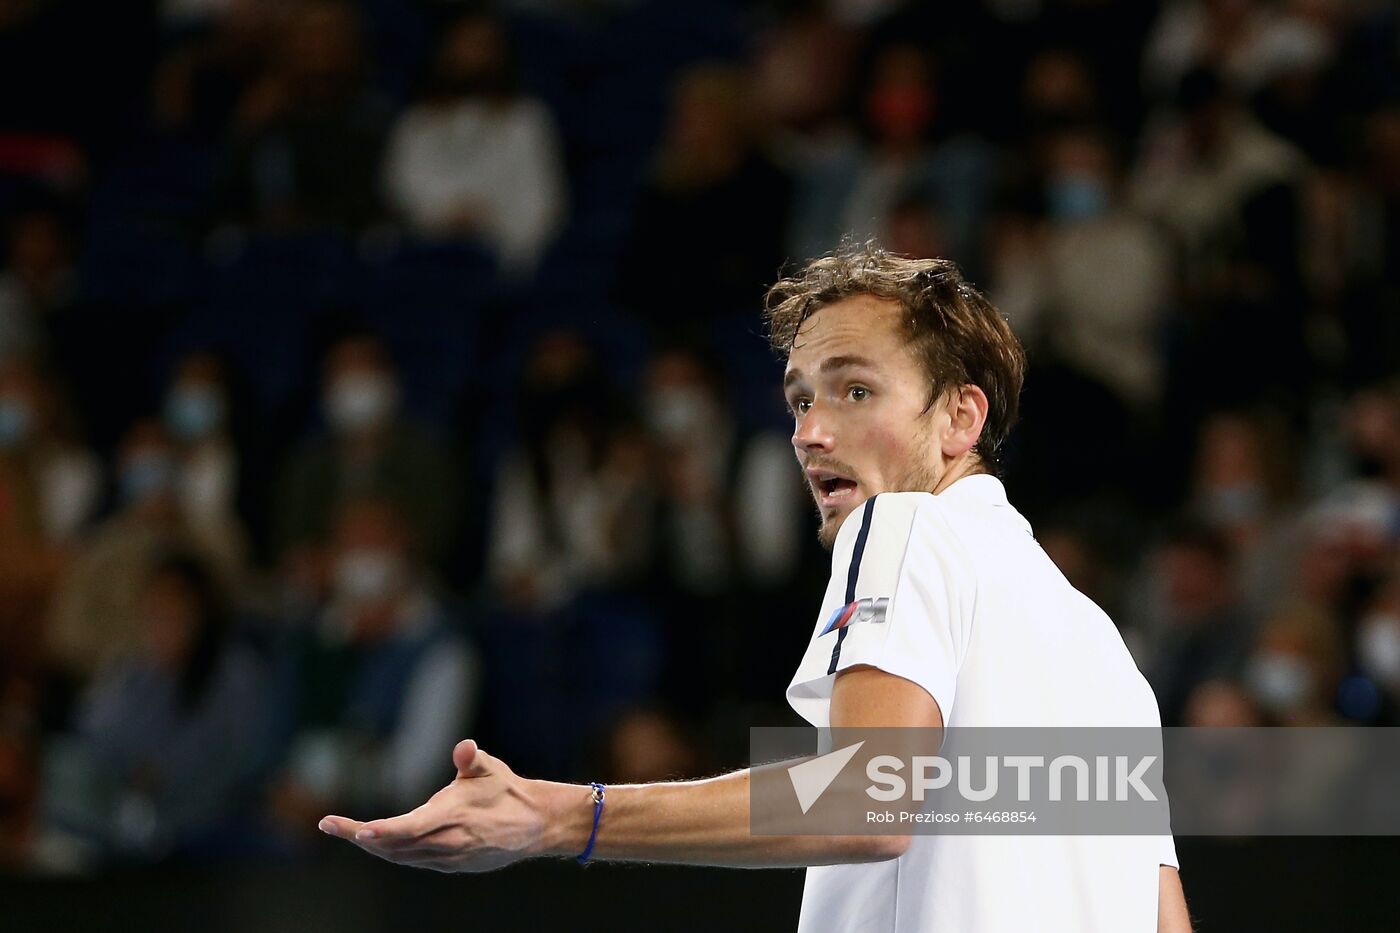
[806,468,858,507]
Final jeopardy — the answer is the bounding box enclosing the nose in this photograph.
[792,401,835,455]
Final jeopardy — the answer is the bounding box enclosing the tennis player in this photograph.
[320,244,1193,932]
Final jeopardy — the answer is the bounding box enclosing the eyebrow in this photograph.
[783,355,880,390]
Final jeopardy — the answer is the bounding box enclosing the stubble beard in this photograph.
[814,436,940,552]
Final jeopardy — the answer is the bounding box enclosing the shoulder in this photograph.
[836,491,943,527]
[831,492,943,553]
[831,492,979,586]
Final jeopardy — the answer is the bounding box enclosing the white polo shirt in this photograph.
[786,477,1177,933]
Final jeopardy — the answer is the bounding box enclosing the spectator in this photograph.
[649,346,808,594]
[1133,66,1313,425]
[1038,521,1123,628]
[46,419,248,684]
[219,0,390,230]
[479,333,664,776]
[0,357,101,676]
[382,10,566,275]
[0,356,100,545]
[268,495,476,829]
[487,332,652,612]
[43,552,271,862]
[619,63,793,336]
[1142,0,1336,101]
[789,41,997,268]
[274,330,459,578]
[1343,379,1400,491]
[1313,105,1400,383]
[1187,410,1305,617]
[752,1,860,152]
[1003,124,1173,412]
[1019,48,1102,143]
[1131,66,1305,297]
[0,208,74,362]
[638,346,811,706]
[1246,1,1352,163]
[1241,604,1344,724]
[162,350,267,558]
[987,123,1170,514]
[1291,384,1400,615]
[0,665,42,870]
[150,0,278,142]
[1135,523,1256,725]
[1182,677,1263,726]
[1356,579,1400,712]
[1174,678,1268,835]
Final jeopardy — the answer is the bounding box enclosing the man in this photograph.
[319,244,1193,932]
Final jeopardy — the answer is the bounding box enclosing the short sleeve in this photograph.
[1158,832,1179,869]
[786,493,974,727]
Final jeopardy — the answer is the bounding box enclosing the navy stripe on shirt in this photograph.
[828,495,877,675]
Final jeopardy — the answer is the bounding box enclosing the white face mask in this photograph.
[1358,614,1400,688]
[325,372,398,434]
[333,548,404,604]
[1245,652,1314,713]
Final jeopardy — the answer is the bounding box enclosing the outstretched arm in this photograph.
[318,666,940,872]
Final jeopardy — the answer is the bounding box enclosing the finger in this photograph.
[348,838,440,867]
[452,738,488,777]
[355,808,438,843]
[360,843,456,863]
[318,815,366,839]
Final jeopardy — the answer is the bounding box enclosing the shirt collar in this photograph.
[934,473,1010,507]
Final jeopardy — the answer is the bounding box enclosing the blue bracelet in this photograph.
[576,783,606,865]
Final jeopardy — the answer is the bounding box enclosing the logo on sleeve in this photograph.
[820,597,889,636]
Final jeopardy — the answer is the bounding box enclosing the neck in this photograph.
[931,454,985,495]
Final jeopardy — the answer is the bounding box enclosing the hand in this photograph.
[318,739,564,873]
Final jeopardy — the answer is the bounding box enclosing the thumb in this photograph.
[453,738,490,777]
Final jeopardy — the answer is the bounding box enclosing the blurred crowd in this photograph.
[0,0,1396,874]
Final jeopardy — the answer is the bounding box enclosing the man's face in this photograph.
[783,295,945,548]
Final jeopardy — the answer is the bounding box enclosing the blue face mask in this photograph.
[0,398,32,449]
[165,385,225,441]
[1047,174,1110,222]
[121,452,175,503]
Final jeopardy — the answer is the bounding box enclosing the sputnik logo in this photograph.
[787,741,866,814]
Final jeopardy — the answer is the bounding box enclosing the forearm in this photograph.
[531,768,906,868]
[1157,866,1193,933]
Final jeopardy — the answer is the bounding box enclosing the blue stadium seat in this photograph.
[76,220,200,307]
[86,136,218,227]
[169,231,359,412]
[359,237,498,426]
[708,312,789,431]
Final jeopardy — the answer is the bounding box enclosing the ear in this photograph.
[940,384,989,460]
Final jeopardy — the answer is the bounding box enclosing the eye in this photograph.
[847,385,871,402]
[791,397,813,416]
